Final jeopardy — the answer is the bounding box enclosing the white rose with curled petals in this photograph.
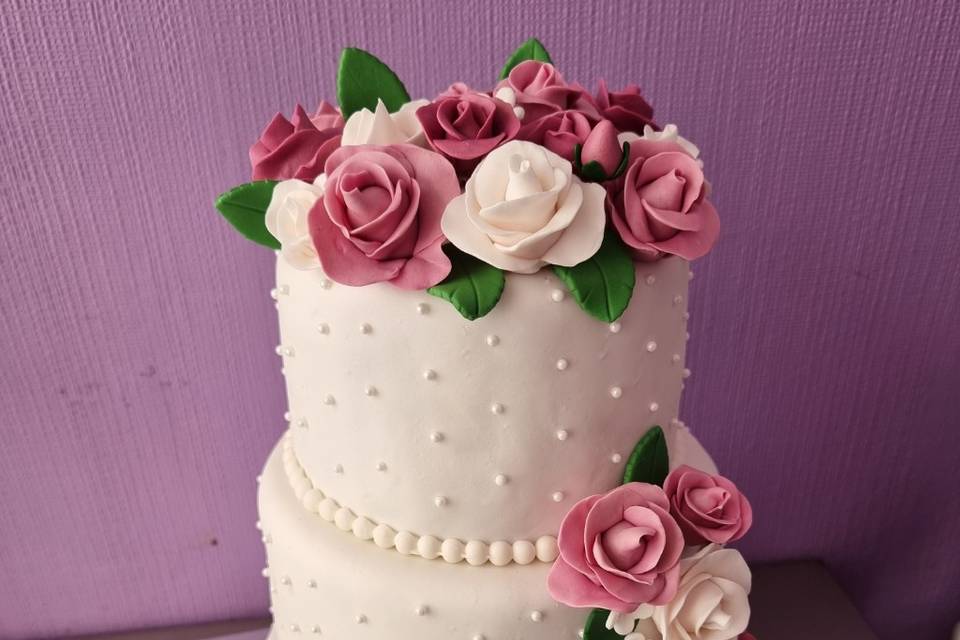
[440,140,607,273]
[341,98,429,147]
[609,545,752,640]
[264,175,326,269]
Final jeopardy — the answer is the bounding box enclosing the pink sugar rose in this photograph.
[497,60,598,123]
[416,91,521,178]
[516,109,599,161]
[250,102,343,181]
[611,137,719,261]
[547,483,684,612]
[308,144,459,290]
[664,465,753,546]
[594,79,656,134]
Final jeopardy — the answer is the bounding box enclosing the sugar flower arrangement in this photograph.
[215,39,720,322]
[560,426,757,640]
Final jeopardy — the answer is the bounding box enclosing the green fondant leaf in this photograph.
[583,608,623,640]
[498,37,553,80]
[553,234,635,322]
[337,47,411,119]
[214,180,280,249]
[427,245,505,321]
[622,426,669,486]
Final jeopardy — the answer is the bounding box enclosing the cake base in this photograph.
[258,424,716,640]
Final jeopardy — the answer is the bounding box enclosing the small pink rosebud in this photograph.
[580,119,622,175]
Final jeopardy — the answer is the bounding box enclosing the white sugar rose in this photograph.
[264,176,326,269]
[341,98,429,146]
[609,544,752,640]
[441,140,606,273]
[619,124,702,165]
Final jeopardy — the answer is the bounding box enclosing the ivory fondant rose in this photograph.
[341,99,430,147]
[250,103,342,181]
[264,176,326,269]
[608,545,752,640]
[416,91,521,177]
[547,483,684,612]
[497,60,598,123]
[664,465,753,546]
[307,144,459,289]
[440,140,606,273]
[611,133,719,261]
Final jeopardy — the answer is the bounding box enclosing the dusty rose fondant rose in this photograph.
[611,135,719,261]
[595,79,656,134]
[516,109,599,161]
[416,91,521,177]
[547,482,685,612]
[496,60,598,123]
[308,144,459,289]
[341,99,430,147]
[250,103,342,181]
[441,140,606,273]
[664,465,753,546]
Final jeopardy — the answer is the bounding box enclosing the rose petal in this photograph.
[548,556,636,613]
[440,193,543,273]
[388,238,451,290]
[541,181,606,267]
[308,199,404,285]
[648,199,720,260]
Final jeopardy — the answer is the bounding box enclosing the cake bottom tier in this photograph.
[258,425,718,640]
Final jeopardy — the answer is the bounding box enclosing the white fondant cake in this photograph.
[216,39,755,640]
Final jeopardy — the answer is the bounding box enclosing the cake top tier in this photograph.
[215,39,719,324]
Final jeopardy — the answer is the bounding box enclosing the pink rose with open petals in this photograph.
[416,91,520,178]
[611,137,719,261]
[497,60,598,123]
[516,109,599,161]
[250,102,342,181]
[664,465,753,545]
[308,144,459,290]
[595,80,656,134]
[547,483,684,612]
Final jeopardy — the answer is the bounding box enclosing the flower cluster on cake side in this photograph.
[215,38,720,323]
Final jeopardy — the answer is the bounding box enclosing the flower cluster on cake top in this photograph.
[554,426,757,640]
[215,39,720,322]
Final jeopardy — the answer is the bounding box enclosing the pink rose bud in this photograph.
[580,119,622,175]
[664,465,753,545]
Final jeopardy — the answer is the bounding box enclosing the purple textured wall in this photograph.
[1,1,958,638]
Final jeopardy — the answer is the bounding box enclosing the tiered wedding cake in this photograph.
[217,39,756,640]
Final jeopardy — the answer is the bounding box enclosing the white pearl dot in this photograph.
[552,491,564,502]
[278,284,289,295]
[375,461,387,472]
[530,610,544,622]
[688,270,695,280]
[274,345,284,355]
[365,385,378,397]
[311,625,321,634]
[322,394,335,405]
[280,367,287,376]
[283,411,292,422]
[360,323,372,335]
[551,288,565,302]
[683,311,690,320]
[556,358,568,371]
[486,334,500,347]
[649,402,660,412]
[290,624,300,632]
[423,369,437,381]
[578,629,585,639]
[269,288,279,300]
[610,386,623,399]
[672,353,681,364]
[317,323,329,334]
[256,475,262,484]
[355,614,367,624]
[415,605,429,616]
[682,368,691,379]
[296,418,308,429]
[646,341,657,352]
[262,533,272,543]
[280,575,291,585]
[611,453,623,464]
[282,347,295,357]
[673,294,684,306]
[494,473,508,486]
[416,302,430,315]
[686,332,691,341]
[609,321,622,333]
[260,567,269,576]
[334,463,344,474]
[307,579,318,588]
[491,402,505,414]
[555,429,569,441]
[429,431,444,443]
[645,274,656,285]
[434,495,448,507]
[473,635,486,640]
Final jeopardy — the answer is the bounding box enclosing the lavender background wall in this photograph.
[1,1,958,638]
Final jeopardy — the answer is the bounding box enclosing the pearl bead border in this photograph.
[280,431,559,567]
